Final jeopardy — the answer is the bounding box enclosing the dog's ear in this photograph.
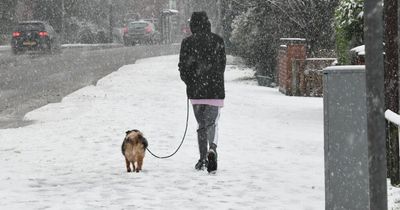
[126,129,139,135]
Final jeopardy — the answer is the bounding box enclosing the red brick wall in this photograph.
[278,44,306,95]
[278,46,288,94]
[300,59,335,96]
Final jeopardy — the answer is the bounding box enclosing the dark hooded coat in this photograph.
[178,11,226,99]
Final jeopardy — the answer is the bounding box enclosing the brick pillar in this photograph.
[278,45,288,93]
[277,38,307,95]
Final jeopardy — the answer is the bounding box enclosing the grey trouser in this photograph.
[192,104,221,160]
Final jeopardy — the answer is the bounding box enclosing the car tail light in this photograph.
[145,25,152,33]
[39,31,49,37]
[12,32,21,37]
[123,27,128,34]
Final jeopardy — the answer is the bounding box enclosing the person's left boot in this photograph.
[207,144,218,173]
[195,159,208,170]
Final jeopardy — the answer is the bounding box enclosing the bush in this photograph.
[78,28,95,44]
[334,0,364,64]
[230,7,279,81]
[96,31,108,43]
[229,1,337,83]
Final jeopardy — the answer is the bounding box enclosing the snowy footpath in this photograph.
[0,55,399,209]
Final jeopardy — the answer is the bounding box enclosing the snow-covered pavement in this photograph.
[0,54,398,209]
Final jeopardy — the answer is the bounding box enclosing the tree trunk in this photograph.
[384,0,399,186]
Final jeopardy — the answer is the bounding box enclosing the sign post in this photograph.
[364,0,387,209]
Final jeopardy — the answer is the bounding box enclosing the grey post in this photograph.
[364,0,387,209]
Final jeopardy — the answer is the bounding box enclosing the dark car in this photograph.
[123,20,160,45]
[11,21,61,54]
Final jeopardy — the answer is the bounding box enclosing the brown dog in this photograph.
[121,129,148,173]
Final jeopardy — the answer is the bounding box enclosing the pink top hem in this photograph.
[190,99,224,107]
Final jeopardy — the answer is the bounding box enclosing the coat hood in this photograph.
[189,11,211,34]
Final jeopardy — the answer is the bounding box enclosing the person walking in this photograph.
[178,11,226,173]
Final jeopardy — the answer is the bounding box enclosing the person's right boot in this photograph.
[207,143,217,173]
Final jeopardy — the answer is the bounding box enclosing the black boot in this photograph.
[207,143,218,173]
[195,159,208,170]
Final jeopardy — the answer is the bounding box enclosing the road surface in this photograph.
[0,44,180,128]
